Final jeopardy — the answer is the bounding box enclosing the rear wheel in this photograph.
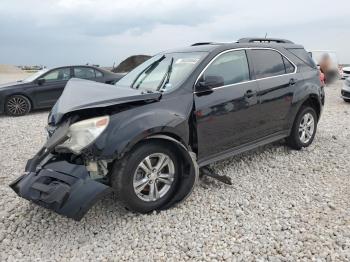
[5,95,31,116]
[344,98,350,103]
[287,106,317,150]
[111,141,180,213]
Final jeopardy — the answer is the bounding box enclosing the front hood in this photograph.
[343,67,350,73]
[0,81,25,89]
[49,78,162,124]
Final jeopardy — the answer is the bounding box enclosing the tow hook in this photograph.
[200,166,232,185]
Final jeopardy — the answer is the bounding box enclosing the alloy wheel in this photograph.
[7,97,29,116]
[298,112,315,144]
[133,153,175,202]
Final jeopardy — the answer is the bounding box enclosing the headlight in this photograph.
[58,116,109,154]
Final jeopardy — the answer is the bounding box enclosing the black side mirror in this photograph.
[37,78,45,85]
[195,75,224,93]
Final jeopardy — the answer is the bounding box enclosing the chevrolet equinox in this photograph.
[10,38,325,220]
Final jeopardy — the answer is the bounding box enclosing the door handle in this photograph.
[244,89,256,98]
[289,78,297,86]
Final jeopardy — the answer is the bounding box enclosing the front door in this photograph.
[194,50,260,161]
[34,67,72,108]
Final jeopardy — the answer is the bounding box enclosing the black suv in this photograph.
[11,38,325,220]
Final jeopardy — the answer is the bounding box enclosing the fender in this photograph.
[89,95,194,161]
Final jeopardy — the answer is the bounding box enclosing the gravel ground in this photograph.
[0,80,349,261]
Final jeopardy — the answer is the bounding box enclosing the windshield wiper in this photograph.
[131,55,166,89]
[157,57,174,92]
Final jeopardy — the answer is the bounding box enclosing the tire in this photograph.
[5,95,31,116]
[287,106,318,150]
[110,141,180,213]
[344,98,350,103]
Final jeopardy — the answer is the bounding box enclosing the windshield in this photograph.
[115,52,207,92]
[23,69,49,83]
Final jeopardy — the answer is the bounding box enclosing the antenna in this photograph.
[265,33,268,39]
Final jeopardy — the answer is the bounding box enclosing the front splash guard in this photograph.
[10,160,112,221]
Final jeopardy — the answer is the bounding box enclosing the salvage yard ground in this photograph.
[0,76,349,261]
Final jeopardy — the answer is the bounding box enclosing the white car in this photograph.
[341,78,350,103]
[341,66,350,79]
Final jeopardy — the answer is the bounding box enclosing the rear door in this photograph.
[34,67,72,108]
[248,49,299,136]
[194,50,260,160]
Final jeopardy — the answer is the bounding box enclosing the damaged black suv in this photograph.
[10,38,325,220]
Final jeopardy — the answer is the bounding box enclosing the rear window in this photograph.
[287,48,317,68]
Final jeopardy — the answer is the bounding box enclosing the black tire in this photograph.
[287,106,318,150]
[110,141,180,213]
[5,95,31,116]
[344,98,350,103]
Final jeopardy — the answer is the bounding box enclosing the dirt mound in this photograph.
[112,55,151,73]
[0,64,24,74]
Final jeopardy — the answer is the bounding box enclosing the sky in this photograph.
[0,0,349,67]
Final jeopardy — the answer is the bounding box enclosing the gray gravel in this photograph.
[1,81,350,261]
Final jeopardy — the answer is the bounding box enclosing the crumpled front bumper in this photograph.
[10,158,112,221]
[9,121,199,220]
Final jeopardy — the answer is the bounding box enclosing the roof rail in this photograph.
[191,42,214,46]
[237,38,294,44]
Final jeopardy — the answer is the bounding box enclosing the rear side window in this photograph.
[202,50,250,86]
[251,50,286,79]
[95,70,103,77]
[74,67,96,79]
[287,48,316,68]
[283,56,295,73]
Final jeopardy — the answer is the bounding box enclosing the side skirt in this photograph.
[198,130,289,167]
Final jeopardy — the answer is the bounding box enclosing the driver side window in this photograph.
[201,50,250,87]
[43,68,71,82]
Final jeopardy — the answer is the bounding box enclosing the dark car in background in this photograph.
[0,65,125,116]
[11,38,324,220]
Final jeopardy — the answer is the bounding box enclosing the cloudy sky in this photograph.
[1,0,349,67]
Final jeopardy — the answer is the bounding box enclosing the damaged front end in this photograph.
[9,78,199,221]
[9,118,112,221]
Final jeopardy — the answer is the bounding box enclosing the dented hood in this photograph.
[49,78,162,124]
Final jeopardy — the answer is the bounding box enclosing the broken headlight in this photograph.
[57,116,109,154]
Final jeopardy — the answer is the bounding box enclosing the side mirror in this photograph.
[37,78,45,85]
[195,75,224,93]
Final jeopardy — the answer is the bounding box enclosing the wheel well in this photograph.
[301,96,321,120]
[133,134,187,155]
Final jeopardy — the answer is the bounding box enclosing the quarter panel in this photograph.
[286,69,323,128]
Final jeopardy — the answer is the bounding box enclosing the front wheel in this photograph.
[287,106,318,150]
[110,141,180,213]
[5,95,31,116]
[344,98,350,103]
